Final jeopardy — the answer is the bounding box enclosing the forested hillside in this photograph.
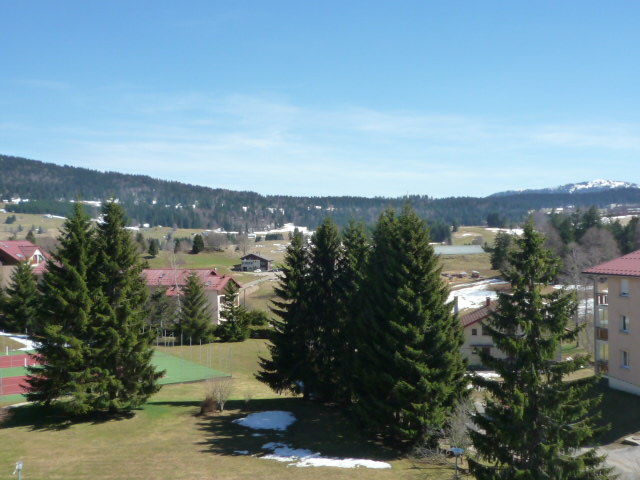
[3,154,640,236]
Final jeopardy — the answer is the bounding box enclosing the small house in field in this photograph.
[142,268,242,324]
[240,253,273,272]
[459,298,501,367]
[0,240,48,287]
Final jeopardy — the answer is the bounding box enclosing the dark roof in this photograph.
[241,253,273,262]
[460,301,497,328]
[582,249,640,277]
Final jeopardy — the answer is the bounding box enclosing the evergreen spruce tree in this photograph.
[303,217,344,401]
[192,234,204,254]
[353,206,467,446]
[178,272,214,343]
[216,281,250,342]
[146,287,176,333]
[25,229,36,244]
[26,203,96,410]
[0,261,39,334]
[469,223,612,480]
[90,202,162,412]
[148,238,159,257]
[335,220,370,403]
[256,229,313,397]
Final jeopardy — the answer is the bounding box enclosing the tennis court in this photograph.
[0,349,228,403]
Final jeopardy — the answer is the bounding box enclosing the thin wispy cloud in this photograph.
[3,86,640,196]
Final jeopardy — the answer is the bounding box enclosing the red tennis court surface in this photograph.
[0,354,39,368]
[0,376,29,395]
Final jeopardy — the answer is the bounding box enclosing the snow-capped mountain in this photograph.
[491,179,639,197]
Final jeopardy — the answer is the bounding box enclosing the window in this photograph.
[622,350,630,369]
[471,328,478,336]
[481,324,490,336]
[621,315,630,333]
[621,279,630,297]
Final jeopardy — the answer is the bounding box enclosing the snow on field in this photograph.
[448,279,508,310]
[486,228,524,235]
[233,411,297,431]
[474,371,501,380]
[254,223,312,236]
[261,442,391,469]
[0,332,38,351]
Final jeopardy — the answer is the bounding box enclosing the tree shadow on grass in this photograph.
[593,379,640,445]
[195,397,401,463]
[1,403,135,431]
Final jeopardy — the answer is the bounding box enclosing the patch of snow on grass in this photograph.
[474,371,501,380]
[486,228,524,235]
[0,332,38,351]
[261,442,391,469]
[448,279,508,310]
[233,411,296,431]
[234,450,250,455]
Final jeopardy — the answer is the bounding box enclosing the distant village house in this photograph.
[0,240,47,287]
[240,253,272,272]
[142,268,241,324]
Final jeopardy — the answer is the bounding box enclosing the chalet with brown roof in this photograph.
[142,268,241,324]
[240,253,273,272]
[584,248,640,396]
[459,298,502,367]
[0,240,47,287]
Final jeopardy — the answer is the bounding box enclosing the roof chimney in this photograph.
[486,297,491,307]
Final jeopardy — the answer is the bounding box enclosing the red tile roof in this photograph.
[0,240,42,263]
[582,249,640,277]
[142,268,240,295]
[460,301,497,328]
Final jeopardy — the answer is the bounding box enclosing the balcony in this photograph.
[595,326,608,341]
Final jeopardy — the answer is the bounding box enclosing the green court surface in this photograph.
[153,349,228,385]
[0,349,228,404]
[0,366,28,377]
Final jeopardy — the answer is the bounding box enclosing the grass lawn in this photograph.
[0,210,66,241]
[451,226,498,246]
[0,339,460,479]
[0,336,24,353]
[242,280,277,313]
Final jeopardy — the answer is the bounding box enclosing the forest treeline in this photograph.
[3,154,640,238]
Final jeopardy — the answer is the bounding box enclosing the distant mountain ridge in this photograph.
[491,179,640,197]
[1,154,640,231]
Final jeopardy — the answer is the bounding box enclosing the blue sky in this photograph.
[2,1,640,197]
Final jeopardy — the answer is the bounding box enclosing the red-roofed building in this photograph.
[459,298,502,367]
[0,240,48,287]
[584,249,640,396]
[142,268,241,324]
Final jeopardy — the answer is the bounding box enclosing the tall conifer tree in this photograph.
[302,218,343,400]
[335,220,369,403]
[26,203,96,410]
[217,281,249,342]
[1,261,39,334]
[90,202,161,412]
[256,229,312,397]
[178,272,214,342]
[353,206,466,445]
[469,223,611,479]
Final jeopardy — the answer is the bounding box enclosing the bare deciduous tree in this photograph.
[209,377,234,412]
[236,234,251,256]
[204,233,230,252]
